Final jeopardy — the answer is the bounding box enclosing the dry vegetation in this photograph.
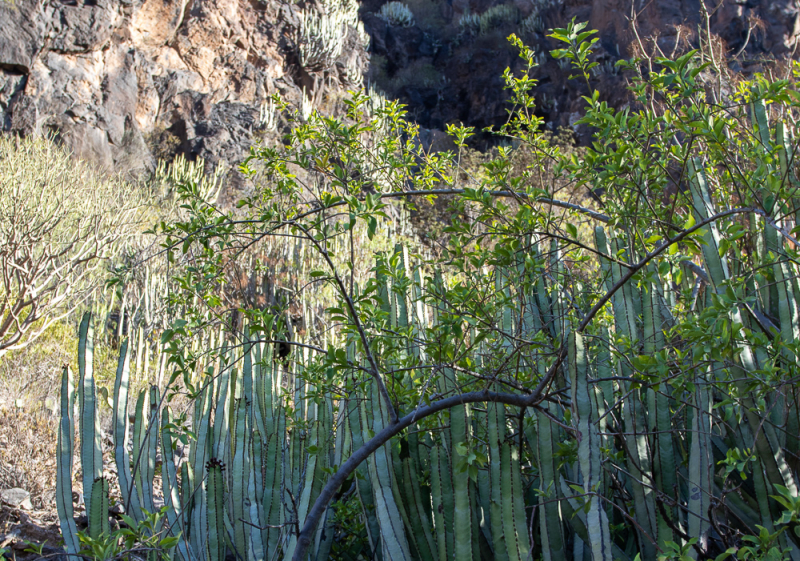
[0,322,72,558]
[0,316,164,558]
[0,137,144,359]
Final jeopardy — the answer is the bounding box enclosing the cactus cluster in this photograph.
[457,5,518,37]
[519,12,543,35]
[59,311,330,560]
[375,2,414,28]
[376,2,414,28]
[458,4,547,38]
[59,241,540,560]
[59,184,800,560]
[56,35,800,561]
[295,0,362,71]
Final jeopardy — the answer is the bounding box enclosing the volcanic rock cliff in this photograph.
[1,0,798,180]
[0,0,370,185]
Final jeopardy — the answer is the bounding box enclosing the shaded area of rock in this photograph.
[363,0,800,148]
[0,507,67,561]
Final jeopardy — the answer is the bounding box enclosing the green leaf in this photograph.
[566,223,578,238]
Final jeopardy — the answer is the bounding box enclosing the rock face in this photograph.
[1,0,798,177]
[363,0,800,146]
[0,0,368,182]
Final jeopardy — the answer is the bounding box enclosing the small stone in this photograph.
[0,488,33,510]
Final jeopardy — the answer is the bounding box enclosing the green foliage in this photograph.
[549,19,600,81]
[55,23,800,561]
[77,507,181,560]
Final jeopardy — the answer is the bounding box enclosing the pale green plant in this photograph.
[376,1,414,27]
[519,11,543,35]
[300,86,314,121]
[458,12,480,35]
[259,97,278,132]
[295,0,360,70]
[478,4,517,35]
[458,4,518,36]
[0,136,143,358]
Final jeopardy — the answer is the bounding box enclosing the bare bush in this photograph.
[0,136,143,357]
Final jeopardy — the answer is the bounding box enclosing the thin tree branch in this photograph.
[292,390,531,560]
[291,205,758,561]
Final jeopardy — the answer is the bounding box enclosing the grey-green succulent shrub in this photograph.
[0,136,143,358]
[58,23,800,561]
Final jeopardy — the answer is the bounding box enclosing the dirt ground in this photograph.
[0,321,118,560]
[0,389,69,559]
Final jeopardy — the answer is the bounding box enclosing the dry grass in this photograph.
[0,320,72,558]
[0,318,133,557]
[0,381,62,558]
[0,320,74,520]
[0,408,58,512]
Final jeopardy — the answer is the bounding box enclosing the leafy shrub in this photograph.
[55,21,800,561]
